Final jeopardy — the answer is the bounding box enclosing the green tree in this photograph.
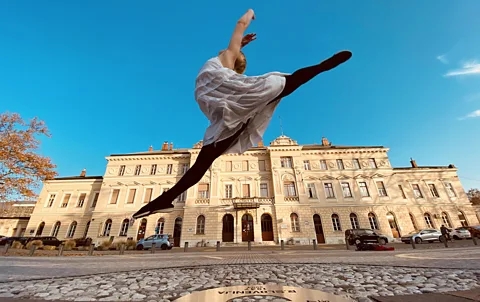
[467,188,480,205]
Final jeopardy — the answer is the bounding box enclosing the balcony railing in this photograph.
[220,197,274,209]
[284,196,299,202]
[195,198,210,205]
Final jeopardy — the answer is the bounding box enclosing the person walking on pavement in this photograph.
[441,225,451,242]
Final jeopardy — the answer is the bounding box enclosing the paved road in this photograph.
[1,245,480,283]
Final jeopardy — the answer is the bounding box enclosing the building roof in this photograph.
[0,201,35,219]
[393,166,455,170]
[52,176,103,181]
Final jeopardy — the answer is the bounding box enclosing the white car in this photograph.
[448,227,471,240]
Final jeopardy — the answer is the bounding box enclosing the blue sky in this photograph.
[1,1,480,190]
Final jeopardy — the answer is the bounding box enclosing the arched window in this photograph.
[156,218,165,234]
[441,212,452,228]
[83,221,90,238]
[36,222,45,236]
[409,213,418,230]
[424,213,434,228]
[103,219,112,237]
[458,211,468,227]
[332,214,341,231]
[119,219,129,236]
[67,221,77,238]
[290,213,300,232]
[51,221,61,237]
[196,215,205,234]
[350,213,359,229]
[368,213,379,230]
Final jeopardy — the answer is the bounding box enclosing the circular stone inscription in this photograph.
[174,285,354,302]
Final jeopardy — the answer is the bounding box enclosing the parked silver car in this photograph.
[136,234,173,250]
[448,227,471,240]
[401,229,444,244]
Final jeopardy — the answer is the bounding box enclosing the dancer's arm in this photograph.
[219,9,255,69]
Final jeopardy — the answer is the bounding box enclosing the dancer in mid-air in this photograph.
[131,9,351,221]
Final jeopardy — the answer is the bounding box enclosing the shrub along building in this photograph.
[25,136,478,247]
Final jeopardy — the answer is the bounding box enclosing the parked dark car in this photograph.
[26,236,62,247]
[72,237,93,247]
[0,236,29,246]
[466,226,480,238]
[345,229,388,245]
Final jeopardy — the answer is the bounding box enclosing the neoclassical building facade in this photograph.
[25,136,478,247]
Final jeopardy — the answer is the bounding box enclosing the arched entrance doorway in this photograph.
[242,214,254,242]
[136,218,147,241]
[173,217,183,247]
[261,214,274,241]
[222,214,234,242]
[386,212,400,238]
[313,214,325,243]
[36,222,45,236]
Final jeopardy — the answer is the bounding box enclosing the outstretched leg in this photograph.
[131,121,249,220]
[269,50,352,104]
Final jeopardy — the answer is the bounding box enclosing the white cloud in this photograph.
[445,60,480,77]
[459,109,480,120]
[436,54,448,64]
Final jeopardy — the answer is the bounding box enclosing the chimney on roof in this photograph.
[148,145,153,152]
[258,140,264,147]
[169,143,173,151]
[448,164,456,168]
[161,141,168,151]
[321,137,330,146]
[80,169,86,177]
[410,158,418,168]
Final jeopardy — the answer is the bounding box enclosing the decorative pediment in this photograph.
[303,175,318,181]
[354,174,370,179]
[371,173,385,178]
[336,175,351,180]
[282,173,295,181]
[320,175,336,180]
[269,135,298,146]
[193,140,203,149]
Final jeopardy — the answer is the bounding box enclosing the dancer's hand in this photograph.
[241,33,256,48]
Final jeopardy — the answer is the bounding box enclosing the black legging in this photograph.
[132,50,352,218]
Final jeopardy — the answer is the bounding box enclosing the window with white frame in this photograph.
[341,182,353,198]
[119,219,129,236]
[368,213,379,230]
[369,158,377,168]
[331,214,341,231]
[376,181,388,197]
[103,219,112,236]
[458,211,468,227]
[307,183,317,198]
[150,164,157,175]
[284,182,297,197]
[359,182,370,197]
[280,157,293,168]
[424,213,434,228]
[290,213,300,232]
[91,192,99,208]
[134,165,141,176]
[83,221,90,238]
[398,185,406,199]
[260,183,268,197]
[441,212,452,228]
[350,213,359,229]
[242,184,251,197]
[156,218,165,234]
[61,194,71,208]
[337,159,345,170]
[67,221,77,238]
[77,193,87,207]
[143,188,153,203]
[198,184,210,198]
[429,184,440,198]
[353,159,361,169]
[225,184,233,198]
[181,163,189,174]
[320,160,328,170]
[177,191,187,202]
[118,165,125,176]
[47,194,56,207]
[110,189,120,204]
[166,164,173,174]
[303,160,311,170]
[51,221,61,237]
[445,182,456,197]
[126,189,136,204]
[196,215,205,234]
[258,160,266,171]
[412,184,423,198]
[324,183,335,198]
